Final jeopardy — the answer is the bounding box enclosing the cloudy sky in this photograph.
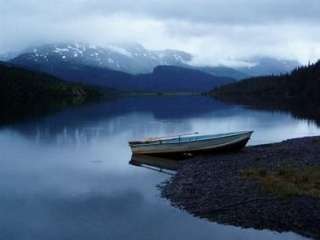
[1,0,320,65]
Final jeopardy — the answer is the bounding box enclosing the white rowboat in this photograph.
[129,131,253,156]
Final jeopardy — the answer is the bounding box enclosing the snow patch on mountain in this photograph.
[107,45,132,58]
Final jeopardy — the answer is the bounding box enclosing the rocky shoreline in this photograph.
[161,136,320,239]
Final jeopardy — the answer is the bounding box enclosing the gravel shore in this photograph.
[162,136,320,239]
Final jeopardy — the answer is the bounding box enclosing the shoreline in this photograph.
[161,136,320,239]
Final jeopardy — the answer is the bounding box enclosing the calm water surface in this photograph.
[0,96,318,240]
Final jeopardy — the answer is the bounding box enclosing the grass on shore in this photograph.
[241,166,320,198]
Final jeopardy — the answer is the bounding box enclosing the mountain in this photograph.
[237,57,300,77]
[8,42,301,80]
[10,43,192,74]
[11,54,134,88]
[193,66,249,80]
[0,62,102,123]
[134,66,234,92]
[8,42,302,92]
[0,51,20,61]
[186,58,297,81]
[11,51,234,92]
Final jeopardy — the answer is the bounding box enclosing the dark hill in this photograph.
[211,61,320,124]
[11,54,133,89]
[134,66,234,92]
[212,61,320,101]
[0,62,102,123]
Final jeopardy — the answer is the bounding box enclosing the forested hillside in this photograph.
[0,62,102,123]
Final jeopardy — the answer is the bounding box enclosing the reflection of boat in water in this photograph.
[129,131,253,157]
[129,154,180,175]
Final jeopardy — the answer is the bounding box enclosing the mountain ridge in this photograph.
[10,42,192,74]
[10,56,234,92]
[7,42,300,80]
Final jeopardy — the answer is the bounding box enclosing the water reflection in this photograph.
[130,154,179,175]
[4,96,320,146]
[0,96,315,240]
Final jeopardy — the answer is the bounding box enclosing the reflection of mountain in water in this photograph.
[53,96,230,121]
[4,95,318,146]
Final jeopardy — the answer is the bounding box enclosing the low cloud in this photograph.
[1,0,320,65]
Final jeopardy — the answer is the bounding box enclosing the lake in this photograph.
[0,96,318,240]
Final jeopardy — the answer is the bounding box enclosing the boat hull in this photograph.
[129,131,252,157]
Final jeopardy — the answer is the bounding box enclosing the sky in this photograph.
[1,0,320,66]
